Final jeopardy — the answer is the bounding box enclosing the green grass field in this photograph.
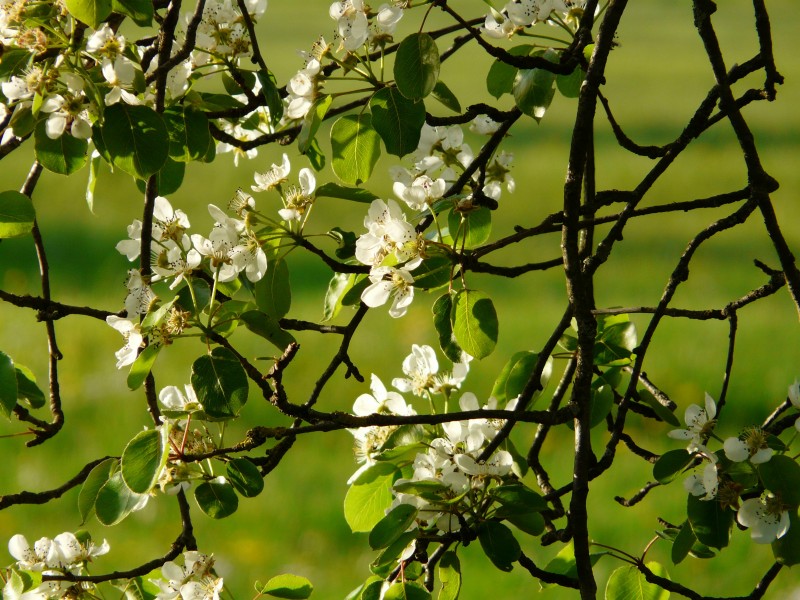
[2,1,800,598]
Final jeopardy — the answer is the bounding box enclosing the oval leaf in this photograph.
[369,503,418,550]
[102,104,168,179]
[478,521,520,572]
[394,33,440,100]
[163,106,211,162]
[432,293,463,363]
[448,207,492,249]
[255,258,291,319]
[65,0,112,28]
[384,582,430,600]
[0,351,17,418]
[687,493,733,549]
[126,343,162,391]
[78,458,116,524]
[95,471,148,526]
[259,574,313,599]
[486,44,534,99]
[513,49,559,122]
[759,455,800,507]
[0,191,35,239]
[191,347,249,420]
[121,428,167,494]
[452,289,498,359]
[344,462,398,533]
[653,449,693,485]
[490,351,552,406]
[35,120,88,175]
[331,114,381,186]
[605,562,670,600]
[369,87,425,157]
[226,457,264,498]
[194,479,239,518]
[438,551,461,600]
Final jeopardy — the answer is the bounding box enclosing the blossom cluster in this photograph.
[151,551,224,600]
[668,392,791,544]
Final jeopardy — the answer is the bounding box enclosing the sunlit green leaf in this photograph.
[513,48,559,122]
[383,582,430,600]
[315,182,379,203]
[0,351,18,418]
[437,551,461,600]
[369,503,418,550]
[394,33,440,100]
[15,364,45,409]
[111,0,153,25]
[653,449,693,485]
[431,80,461,113]
[102,104,168,179]
[121,428,167,494]
[331,114,381,185]
[65,0,111,28]
[258,574,313,599]
[605,563,670,600]
[369,87,425,157]
[195,479,239,518]
[344,462,398,532]
[95,471,148,526]
[78,458,116,524]
[0,191,35,239]
[255,258,291,319]
[227,458,264,498]
[452,289,498,359]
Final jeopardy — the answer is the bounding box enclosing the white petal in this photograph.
[723,437,749,462]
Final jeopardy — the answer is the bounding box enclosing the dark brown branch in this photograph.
[614,481,660,507]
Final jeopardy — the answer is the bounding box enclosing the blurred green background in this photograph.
[2,0,800,597]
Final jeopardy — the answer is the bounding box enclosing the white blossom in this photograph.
[737,493,790,544]
[361,266,415,318]
[106,316,144,368]
[667,392,716,452]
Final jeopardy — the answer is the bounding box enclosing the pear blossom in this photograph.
[470,115,501,135]
[683,449,719,500]
[106,315,144,368]
[279,167,316,222]
[668,392,717,452]
[392,344,439,396]
[355,199,419,268]
[354,374,414,416]
[361,266,415,318]
[330,0,369,52]
[124,269,156,316]
[252,153,291,192]
[393,174,447,212]
[453,450,513,479]
[723,427,773,464]
[102,56,140,105]
[152,551,220,600]
[41,78,93,139]
[152,238,202,289]
[285,58,321,120]
[375,3,404,35]
[159,384,202,413]
[737,493,791,544]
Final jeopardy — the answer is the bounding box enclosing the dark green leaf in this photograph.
[490,351,552,406]
[0,48,33,80]
[556,67,585,98]
[451,289,498,359]
[513,48,559,122]
[0,351,18,418]
[486,45,534,99]
[194,479,239,518]
[35,120,88,175]
[773,510,800,566]
[758,454,800,507]
[0,191,35,239]
[191,347,249,420]
[329,227,357,260]
[478,521,520,572]
[687,493,733,549]
[315,182,379,203]
[331,114,381,185]
[111,0,153,25]
[369,503,418,550]
[371,531,417,577]
[102,104,168,179]
[239,310,296,351]
[255,259,291,319]
[121,428,166,494]
[163,106,211,162]
[15,364,45,409]
[432,293,463,363]
[78,458,116,524]
[134,157,185,196]
[671,521,695,565]
[344,462,399,532]
[539,543,605,590]
[653,449,693,484]
[226,458,264,498]
[394,33,440,100]
[369,87,425,157]
[258,574,313,599]
[492,483,548,512]
[431,81,461,113]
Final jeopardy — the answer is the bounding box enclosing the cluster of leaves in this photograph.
[1,0,798,599]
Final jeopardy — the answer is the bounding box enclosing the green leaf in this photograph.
[163,106,211,162]
[513,48,559,122]
[369,503,418,550]
[758,454,800,507]
[773,509,800,566]
[344,462,399,533]
[315,182,379,203]
[299,95,333,154]
[605,563,670,600]
[384,582,431,600]
[331,114,381,185]
[86,149,102,212]
[226,458,264,498]
[687,493,733,549]
[490,351,552,406]
[65,0,111,28]
[431,81,461,113]
[256,69,284,127]
[369,87,426,157]
[191,347,248,420]
[258,574,313,599]
[95,471,148,526]
[35,120,88,175]
[357,579,384,600]
[15,364,45,409]
[556,67,585,98]
[478,521,520,572]
[412,255,452,291]
[486,45,534,99]
[595,321,638,367]
[126,343,162,391]
[0,351,18,418]
[324,273,352,321]
[0,48,33,80]
[78,458,116,524]
[102,104,168,179]
[394,33,440,100]
[437,551,461,600]
[111,0,152,25]
[451,289,498,359]
[255,258,291,319]
[134,158,185,196]
[432,293,463,363]
[671,521,695,565]
[448,207,492,249]
[194,479,239,518]
[0,191,35,239]
[239,310,296,352]
[121,428,167,494]
[371,531,417,577]
[588,384,615,428]
[492,483,548,512]
[653,449,693,485]
[539,543,605,590]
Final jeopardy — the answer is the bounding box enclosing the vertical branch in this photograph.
[562,2,627,597]
[23,161,65,446]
